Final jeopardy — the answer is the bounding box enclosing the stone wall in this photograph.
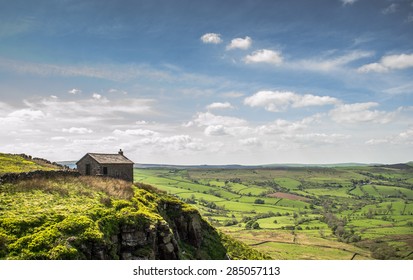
[0,170,80,184]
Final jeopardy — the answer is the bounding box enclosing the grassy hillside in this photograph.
[0,173,268,259]
[134,165,413,260]
[0,153,59,175]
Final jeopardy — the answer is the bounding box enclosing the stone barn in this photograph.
[76,149,134,182]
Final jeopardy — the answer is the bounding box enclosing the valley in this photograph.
[134,164,413,259]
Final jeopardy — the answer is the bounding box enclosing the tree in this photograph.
[252,222,260,229]
[254,198,265,204]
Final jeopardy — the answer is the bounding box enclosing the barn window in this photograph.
[103,167,108,175]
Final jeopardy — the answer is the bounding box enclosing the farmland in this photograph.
[134,164,413,260]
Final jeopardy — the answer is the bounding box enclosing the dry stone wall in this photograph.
[0,170,80,184]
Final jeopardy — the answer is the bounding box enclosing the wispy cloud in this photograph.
[0,17,36,37]
[0,57,166,82]
[340,0,358,6]
[383,82,413,95]
[382,3,398,15]
[290,50,373,72]
[0,57,236,91]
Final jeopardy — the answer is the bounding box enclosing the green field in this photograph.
[134,164,413,260]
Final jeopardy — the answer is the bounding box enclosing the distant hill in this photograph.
[59,161,413,170]
[375,163,413,170]
[134,162,373,169]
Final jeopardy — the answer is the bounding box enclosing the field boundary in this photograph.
[0,170,80,184]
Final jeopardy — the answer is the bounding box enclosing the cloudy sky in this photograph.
[0,0,412,164]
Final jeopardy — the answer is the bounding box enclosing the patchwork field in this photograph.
[134,164,413,259]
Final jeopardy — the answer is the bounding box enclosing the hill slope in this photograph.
[0,153,268,260]
[0,153,61,175]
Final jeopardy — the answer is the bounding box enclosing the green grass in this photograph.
[226,183,249,193]
[238,186,270,196]
[360,185,382,197]
[273,177,301,190]
[305,187,352,198]
[349,186,365,196]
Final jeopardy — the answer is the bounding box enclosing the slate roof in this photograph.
[81,153,134,164]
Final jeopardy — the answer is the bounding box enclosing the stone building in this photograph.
[76,150,134,182]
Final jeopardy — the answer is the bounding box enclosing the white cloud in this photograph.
[226,36,252,50]
[8,109,46,120]
[329,102,395,124]
[366,128,413,145]
[113,129,159,137]
[200,33,222,44]
[92,93,102,100]
[62,127,93,134]
[257,119,308,135]
[193,112,247,127]
[204,125,228,136]
[206,102,234,110]
[239,137,261,146]
[244,49,283,65]
[68,88,81,95]
[341,0,358,6]
[140,135,207,152]
[50,136,68,141]
[191,112,252,137]
[358,53,413,73]
[244,91,339,112]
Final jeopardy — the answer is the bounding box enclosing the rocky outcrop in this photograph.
[70,201,220,260]
[115,221,179,260]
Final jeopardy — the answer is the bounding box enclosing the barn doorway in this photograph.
[85,164,91,175]
[103,167,108,175]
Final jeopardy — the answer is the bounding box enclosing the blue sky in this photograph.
[0,0,412,164]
